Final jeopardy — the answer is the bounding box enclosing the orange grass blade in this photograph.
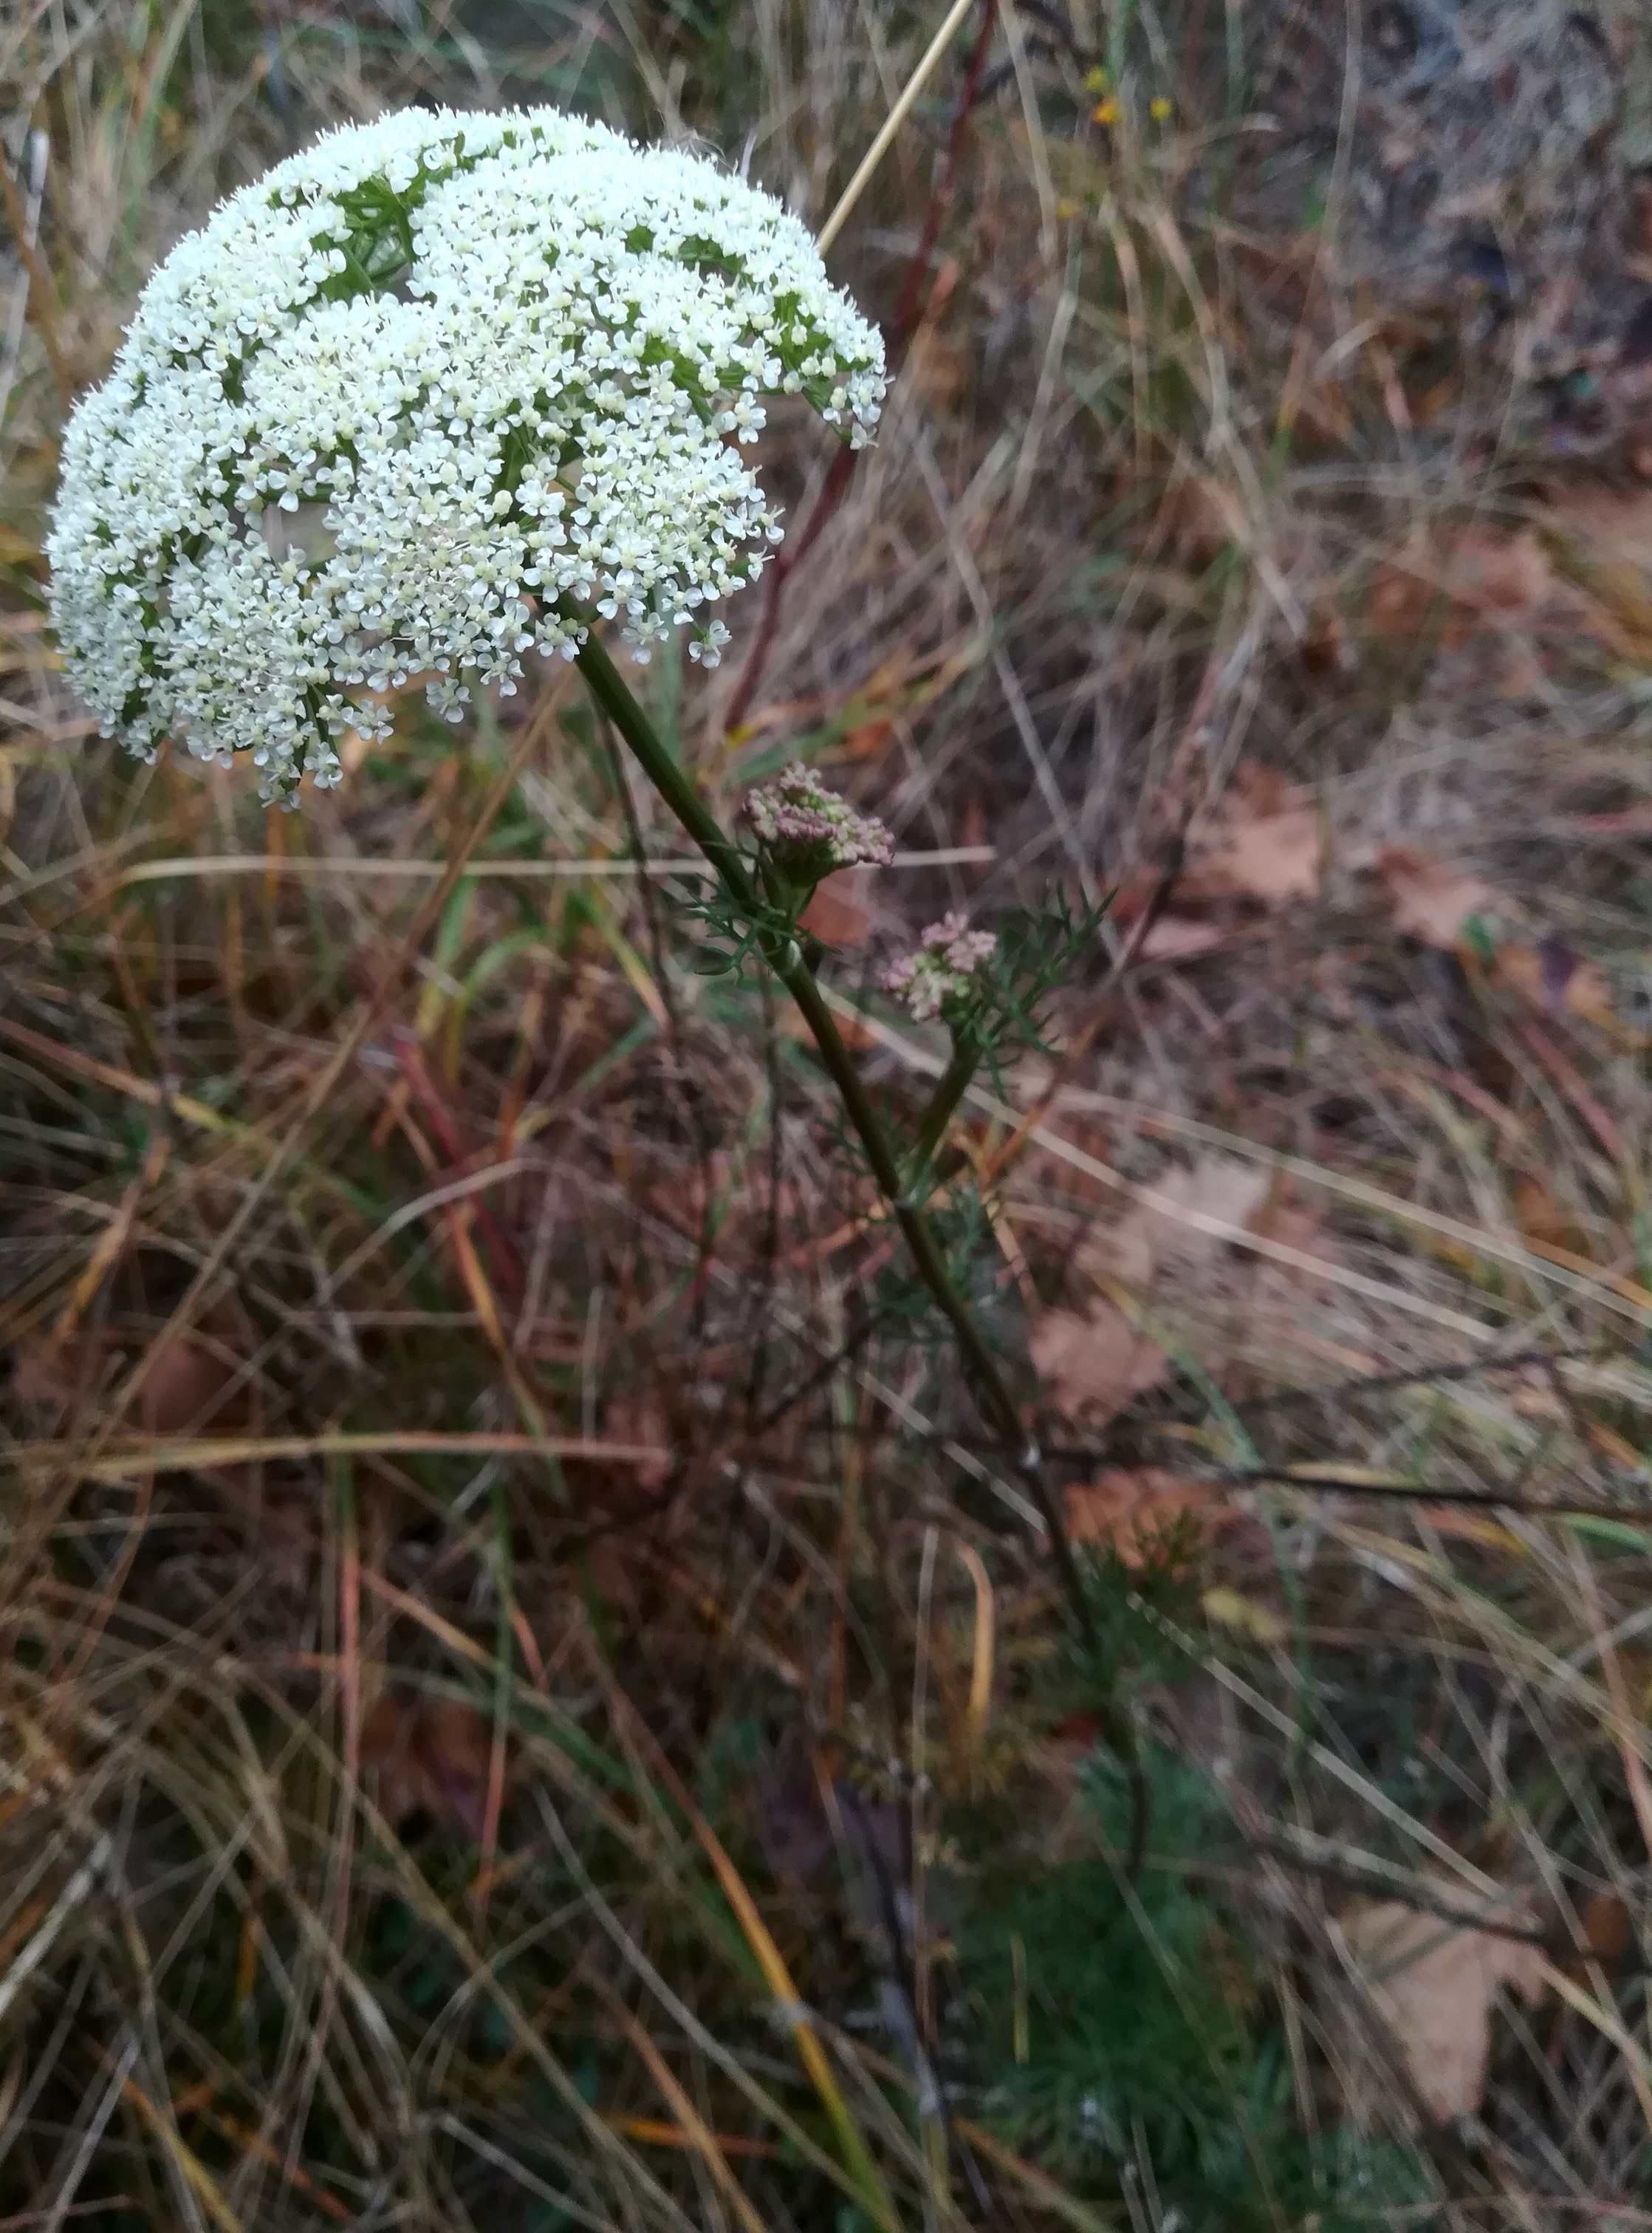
[598,1673,902,2231]
[609,2116,779,2161]
[120,2077,244,2233]
[597,1980,775,2233]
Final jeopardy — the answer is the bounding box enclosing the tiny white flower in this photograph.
[49,105,885,801]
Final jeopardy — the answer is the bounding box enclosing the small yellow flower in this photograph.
[1083,64,1108,92]
[1092,96,1121,126]
[1150,95,1173,122]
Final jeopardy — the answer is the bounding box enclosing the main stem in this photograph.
[574,631,1097,1648]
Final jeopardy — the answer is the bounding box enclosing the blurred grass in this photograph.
[7,0,1652,2227]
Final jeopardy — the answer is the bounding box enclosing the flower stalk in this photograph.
[573,630,1099,1651]
[902,1027,984,1195]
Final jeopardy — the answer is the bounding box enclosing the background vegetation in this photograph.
[6,0,1652,2226]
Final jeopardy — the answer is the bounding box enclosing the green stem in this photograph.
[575,630,1097,1649]
[904,1028,983,1194]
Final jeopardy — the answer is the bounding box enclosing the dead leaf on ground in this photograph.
[1030,1302,1170,1423]
[1139,915,1228,961]
[9,1327,247,1439]
[1495,939,1616,1030]
[10,1334,96,1412]
[1086,1155,1272,1285]
[776,1000,880,1053]
[1543,486,1652,657]
[1076,1160,1268,1304]
[1131,476,1230,569]
[1443,528,1555,620]
[1341,1895,1548,2121]
[1249,1190,1345,1294]
[1571,1889,1633,1975]
[1065,1467,1224,1565]
[798,870,873,948]
[1512,1172,1573,1251]
[361,1691,494,1839]
[840,716,896,762]
[1212,799,1321,905]
[139,1334,246,1437]
[601,1393,673,1491]
[1191,763,1323,906]
[1367,529,1557,653]
[1378,845,1498,948]
[1139,1156,1272,1262]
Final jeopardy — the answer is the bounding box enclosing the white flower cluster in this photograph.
[48,107,885,799]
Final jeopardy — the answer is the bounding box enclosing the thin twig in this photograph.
[723,0,1001,731]
[817,0,981,253]
[0,129,69,410]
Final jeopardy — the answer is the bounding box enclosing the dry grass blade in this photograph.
[817,0,980,253]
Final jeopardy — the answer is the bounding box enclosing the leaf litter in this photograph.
[1341,1895,1549,2123]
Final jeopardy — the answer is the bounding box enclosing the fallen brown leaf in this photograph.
[1139,916,1227,961]
[140,1334,245,1437]
[1574,1888,1632,1972]
[362,1691,493,1839]
[1065,1466,1221,1565]
[1087,1155,1272,1285]
[1135,1156,1272,1266]
[1379,845,1498,948]
[1213,800,1321,904]
[10,1327,248,1440]
[602,1394,673,1492]
[1029,1302,1170,1423]
[10,1335,90,1412]
[777,1000,880,1053]
[1342,1895,1547,2121]
[1368,529,1556,654]
[1443,527,1554,619]
[840,717,896,762]
[1496,939,1616,1030]
[1543,487,1652,659]
[1512,1172,1571,1251]
[798,870,873,948]
[1193,764,1323,906]
[1368,557,1440,647]
[1249,1190,1343,1295]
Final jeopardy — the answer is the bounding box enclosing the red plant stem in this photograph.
[389,1024,524,1302]
[722,0,1002,733]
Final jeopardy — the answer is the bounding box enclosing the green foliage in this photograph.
[1061,1532,1204,1700]
[666,864,801,980]
[962,1747,1430,2231]
[860,1173,1018,1337]
[963,888,1114,1090]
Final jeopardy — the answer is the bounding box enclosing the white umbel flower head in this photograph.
[48,107,885,800]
